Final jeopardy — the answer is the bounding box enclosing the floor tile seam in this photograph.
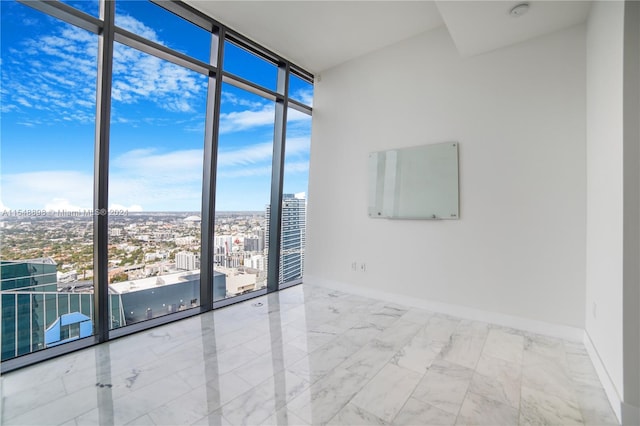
[118,369,193,407]
[387,366,430,425]
[514,349,524,417]
[441,337,490,373]
[3,384,95,426]
[481,334,526,366]
[450,373,473,426]
[142,352,207,376]
[456,388,519,425]
[570,381,618,425]
[284,364,322,388]
[336,400,388,425]
[468,369,521,412]
[62,373,119,400]
[2,378,72,417]
[189,410,232,426]
[304,331,353,357]
[212,384,278,426]
[227,348,284,378]
[447,328,491,426]
[2,392,68,423]
[125,413,156,426]
[521,368,582,406]
[519,384,586,424]
[73,400,117,425]
[248,368,313,405]
[331,379,382,425]
[334,344,397,380]
[174,362,222,391]
[216,339,264,363]
[144,376,225,420]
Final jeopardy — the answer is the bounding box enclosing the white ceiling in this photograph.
[183,1,593,74]
[436,1,592,57]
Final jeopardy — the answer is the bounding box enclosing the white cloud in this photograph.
[284,161,309,174]
[222,92,263,109]
[288,108,312,123]
[44,198,88,212]
[115,15,159,42]
[285,137,311,155]
[219,102,311,134]
[111,43,205,113]
[112,148,203,179]
[2,24,98,126]
[218,166,272,179]
[219,105,275,134]
[109,148,205,211]
[1,171,93,210]
[218,142,273,167]
[16,98,32,108]
[1,134,310,211]
[3,13,205,127]
[291,87,314,106]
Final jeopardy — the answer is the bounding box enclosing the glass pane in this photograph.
[277,108,311,284]
[115,0,210,62]
[0,1,97,361]
[108,42,208,329]
[289,74,313,106]
[214,84,275,300]
[224,41,277,91]
[59,0,99,17]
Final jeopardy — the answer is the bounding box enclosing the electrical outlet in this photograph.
[351,262,357,271]
[360,263,366,272]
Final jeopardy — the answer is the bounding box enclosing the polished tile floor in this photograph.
[1,285,619,425]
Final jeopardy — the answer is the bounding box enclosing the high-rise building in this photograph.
[1,258,58,360]
[175,251,200,271]
[244,237,260,252]
[265,193,306,284]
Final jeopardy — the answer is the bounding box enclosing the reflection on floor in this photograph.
[1,284,619,425]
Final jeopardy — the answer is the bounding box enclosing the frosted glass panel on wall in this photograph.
[368,142,459,219]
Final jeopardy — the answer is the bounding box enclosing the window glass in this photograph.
[0,1,97,360]
[214,84,275,300]
[277,107,311,284]
[115,0,210,62]
[289,73,313,106]
[59,0,99,17]
[108,42,208,328]
[223,41,277,91]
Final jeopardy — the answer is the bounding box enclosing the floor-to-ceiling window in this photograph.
[0,0,313,370]
[214,82,275,300]
[278,75,313,286]
[0,1,98,361]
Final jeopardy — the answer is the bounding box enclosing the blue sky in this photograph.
[0,0,312,212]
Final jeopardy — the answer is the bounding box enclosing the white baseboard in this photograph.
[583,331,623,423]
[304,275,624,423]
[304,274,584,342]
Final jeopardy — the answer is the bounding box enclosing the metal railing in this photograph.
[0,290,125,360]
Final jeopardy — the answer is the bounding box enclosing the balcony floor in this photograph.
[1,284,618,425]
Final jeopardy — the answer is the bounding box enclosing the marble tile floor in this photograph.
[1,284,619,426]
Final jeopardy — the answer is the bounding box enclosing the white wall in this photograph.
[307,24,587,328]
[585,0,625,402]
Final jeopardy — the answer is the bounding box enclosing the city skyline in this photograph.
[0,0,312,213]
